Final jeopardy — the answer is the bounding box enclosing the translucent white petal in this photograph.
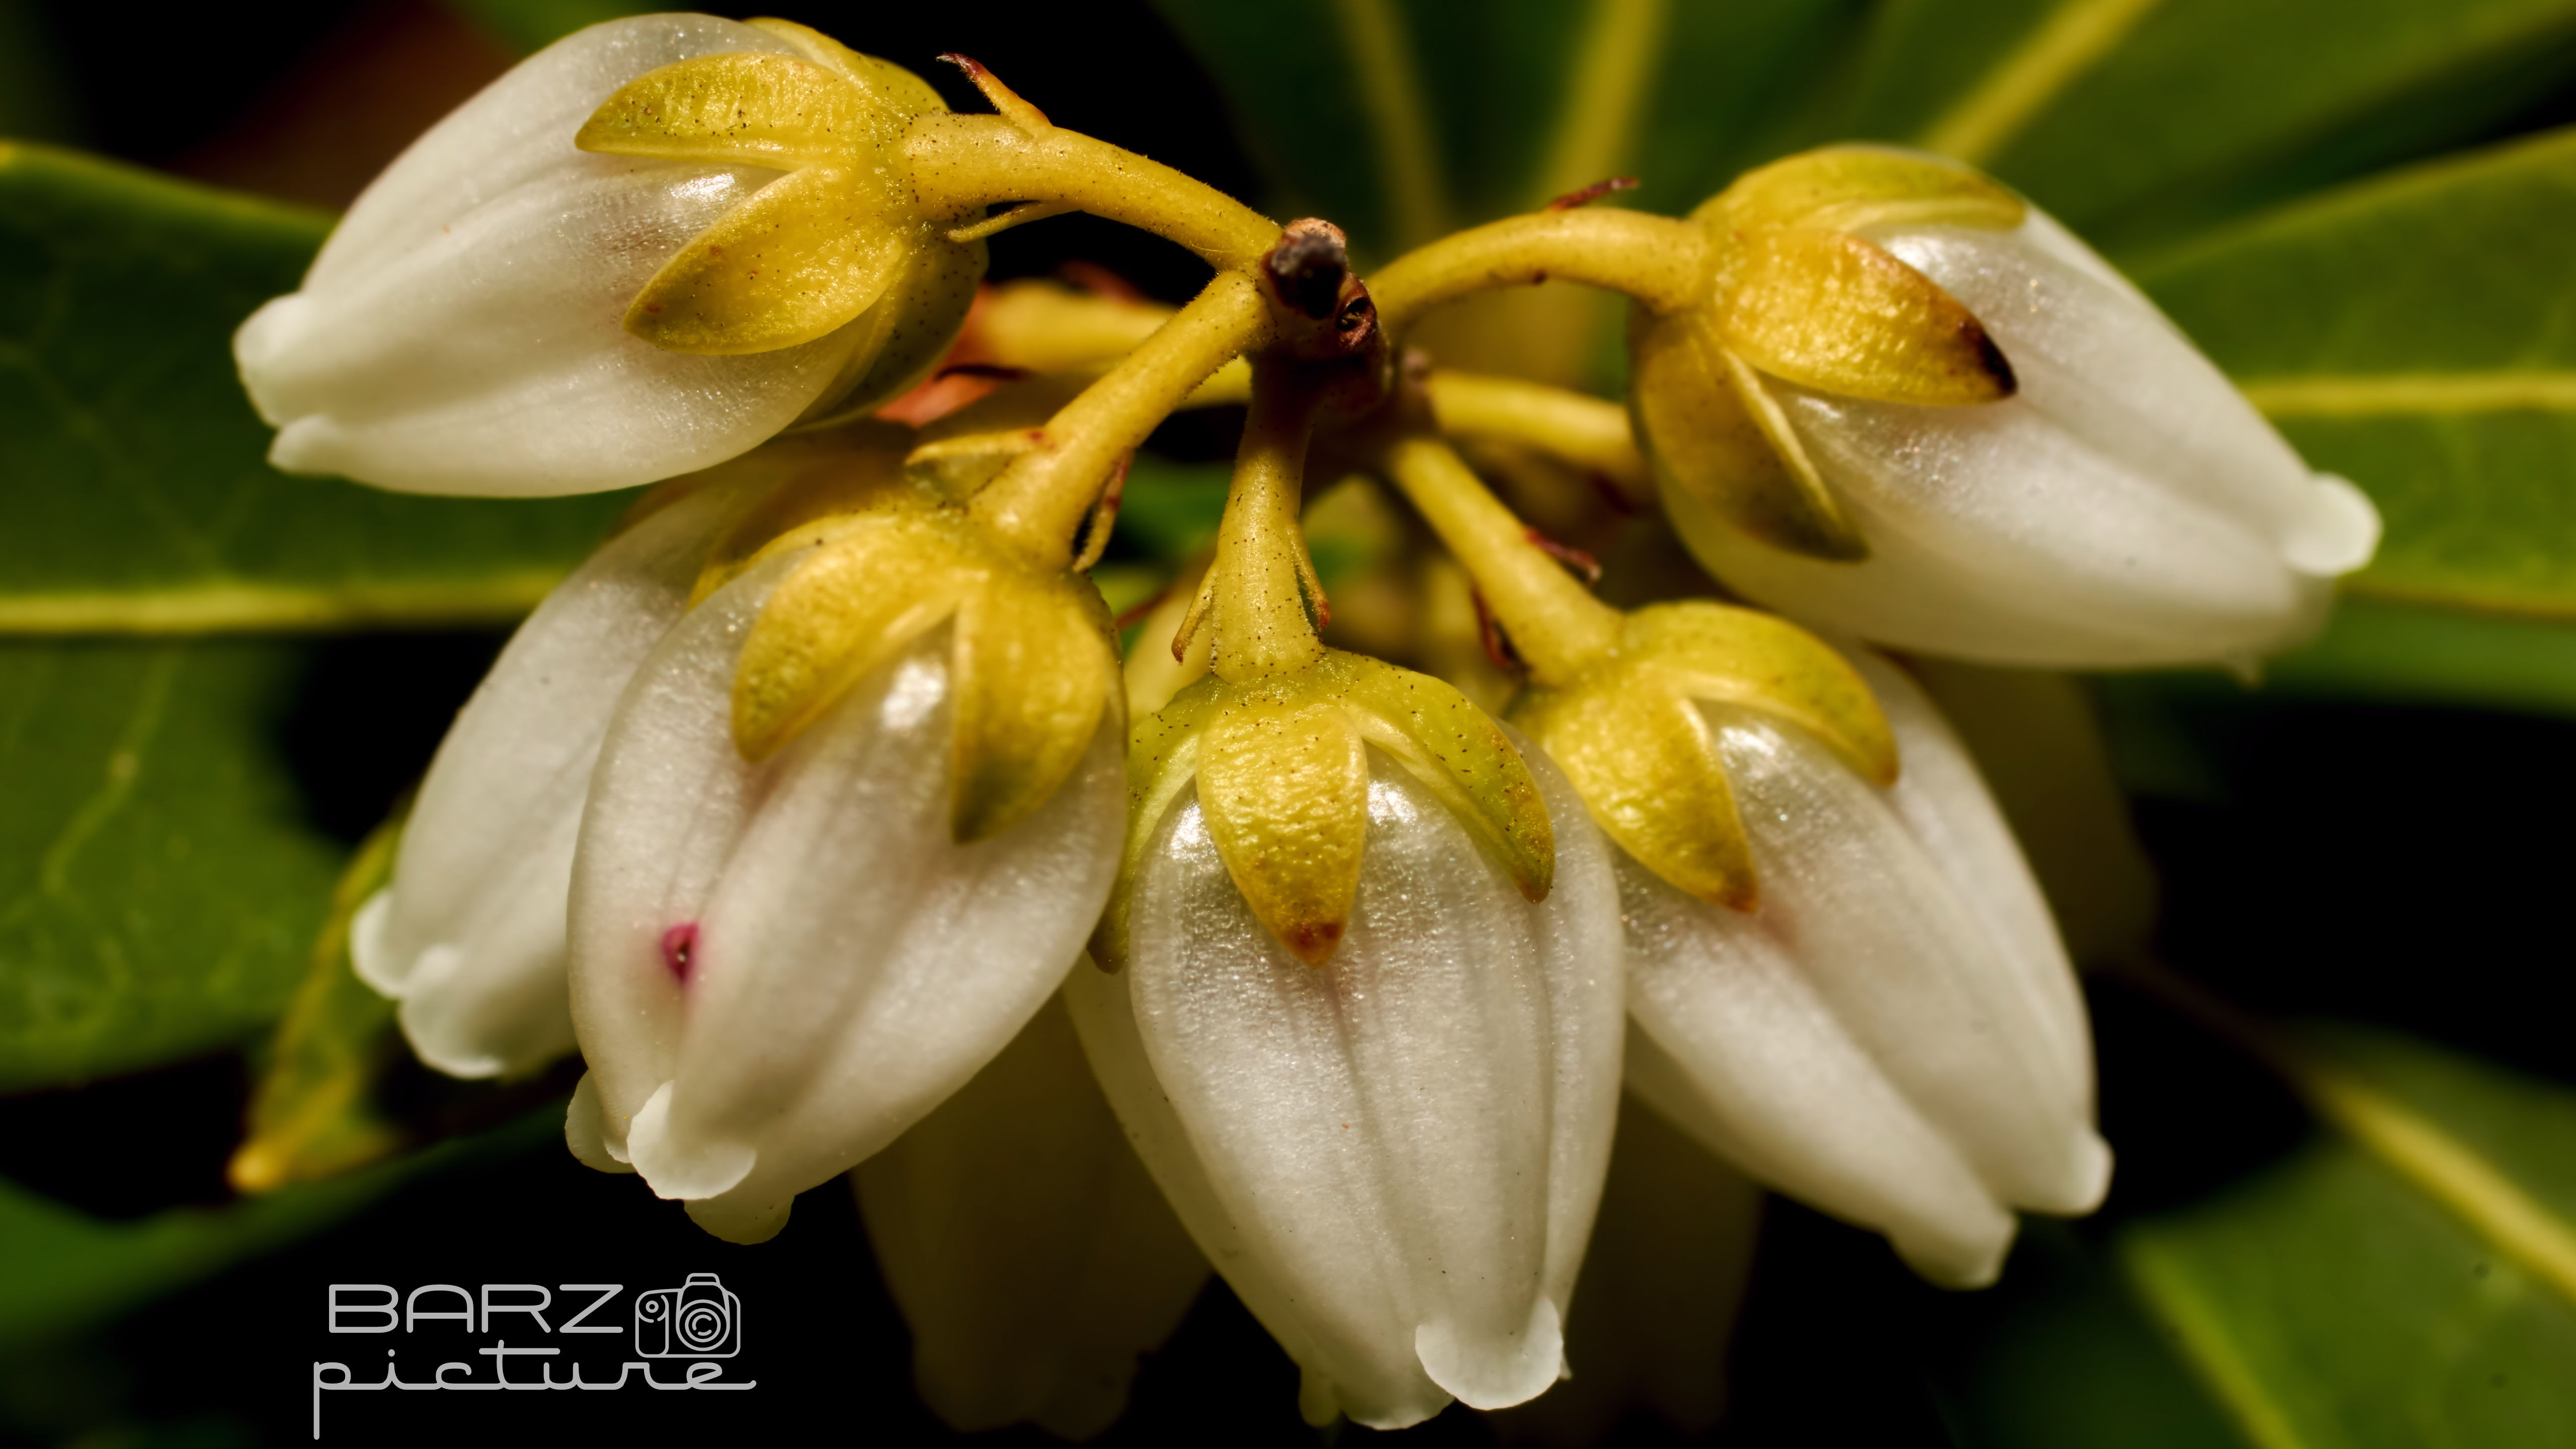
[854,993,1208,1439]
[1675,208,2379,667]
[1080,743,1621,1426]
[352,479,750,1078]
[1619,655,2109,1287]
[567,569,1124,1244]
[1486,1093,1760,1444]
[232,16,862,496]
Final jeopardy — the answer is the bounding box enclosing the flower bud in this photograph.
[235,16,981,497]
[565,499,1126,1243]
[1069,694,1623,1429]
[852,991,1208,1438]
[1610,649,2109,1286]
[1631,146,2379,668]
[350,429,914,1080]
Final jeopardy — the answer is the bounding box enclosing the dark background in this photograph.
[0,2,2568,1445]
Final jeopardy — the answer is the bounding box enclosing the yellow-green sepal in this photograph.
[1706,145,2027,237]
[1628,305,1865,561]
[1718,227,2015,407]
[732,513,973,762]
[1194,697,1370,967]
[1507,602,1899,909]
[1090,649,1556,969]
[1330,652,1554,904]
[1512,670,1756,910]
[793,233,990,427]
[746,18,949,119]
[575,50,880,167]
[623,165,907,353]
[574,35,970,360]
[951,569,1118,842]
[1625,603,1898,788]
[731,509,1120,843]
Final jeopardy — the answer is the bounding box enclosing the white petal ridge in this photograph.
[1620,653,2109,1287]
[567,560,1125,1244]
[354,477,752,1078]
[1671,208,2380,668]
[1067,741,1622,1427]
[232,16,864,496]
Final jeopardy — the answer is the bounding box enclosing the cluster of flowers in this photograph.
[234,14,2379,1433]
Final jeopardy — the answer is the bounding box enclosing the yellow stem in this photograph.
[1425,369,1651,505]
[1205,361,1329,682]
[1370,209,1711,335]
[969,269,1273,570]
[1379,433,1623,684]
[904,114,1279,271]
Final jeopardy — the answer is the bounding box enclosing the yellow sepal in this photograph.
[1092,650,1555,968]
[1628,306,1865,560]
[685,426,922,606]
[951,572,1117,842]
[1513,670,1756,910]
[732,514,972,762]
[576,51,882,168]
[624,165,906,353]
[1625,603,1898,787]
[1707,145,2027,237]
[1332,652,1554,904]
[575,37,973,361]
[730,510,1119,843]
[1195,698,1370,967]
[747,18,949,119]
[1507,602,1899,909]
[1718,227,2013,407]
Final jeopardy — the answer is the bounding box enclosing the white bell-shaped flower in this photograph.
[853,991,1209,1438]
[1066,740,1623,1430]
[565,555,1125,1244]
[1636,146,2379,669]
[234,15,976,497]
[1615,651,2109,1287]
[349,476,753,1078]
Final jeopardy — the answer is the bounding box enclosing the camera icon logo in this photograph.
[633,1272,742,1359]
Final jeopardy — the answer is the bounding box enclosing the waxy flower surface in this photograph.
[1615,651,2108,1286]
[567,500,1126,1244]
[235,15,979,497]
[1068,723,1621,1428]
[1631,147,2380,668]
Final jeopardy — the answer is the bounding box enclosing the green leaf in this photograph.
[1830,0,2576,250]
[0,639,340,1092]
[1929,1221,2242,1449]
[1150,0,1870,254]
[0,1107,558,1353]
[0,143,628,634]
[2135,129,2576,618]
[2118,1026,2576,1449]
[229,818,405,1195]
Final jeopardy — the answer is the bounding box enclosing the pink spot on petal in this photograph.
[661,923,700,984]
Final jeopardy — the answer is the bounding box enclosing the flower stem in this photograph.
[1378,433,1623,684]
[968,269,1273,570]
[904,113,1280,271]
[1369,209,1711,335]
[1424,369,1651,506]
[1201,360,1329,682]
